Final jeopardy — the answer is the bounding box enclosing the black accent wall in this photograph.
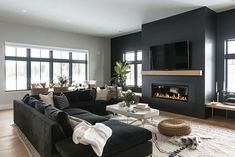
[111,32,142,91]
[142,7,216,118]
[111,32,142,74]
[111,7,219,118]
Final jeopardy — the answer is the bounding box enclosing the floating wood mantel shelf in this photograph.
[142,70,203,76]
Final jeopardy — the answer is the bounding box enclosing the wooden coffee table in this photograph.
[106,104,159,126]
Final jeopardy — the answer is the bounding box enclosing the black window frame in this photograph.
[224,39,235,93]
[123,50,142,92]
[5,45,88,92]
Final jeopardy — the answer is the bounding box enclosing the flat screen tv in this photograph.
[150,41,190,70]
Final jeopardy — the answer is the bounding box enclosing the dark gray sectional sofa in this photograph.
[13,90,152,157]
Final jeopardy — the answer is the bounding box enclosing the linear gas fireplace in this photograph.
[152,83,188,102]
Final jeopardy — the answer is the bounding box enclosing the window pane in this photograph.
[72,63,86,83]
[62,63,69,77]
[53,50,61,59]
[228,41,235,54]
[31,62,40,83]
[5,60,16,90]
[31,48,41,58]
[16,61,27,90]
[126,64,135,86]
[5,46,16,56]
[41,62,50,84]
[125,52,135,61]
[61,51,70,59]
[227,59,235,92]
[72,52,86,60]
[137,51,142,61]
[137,64,142,87]
[41,49,50,58]
[16,47,27,57]
[53,63,61,82]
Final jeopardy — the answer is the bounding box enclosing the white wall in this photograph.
[0,21,111,108]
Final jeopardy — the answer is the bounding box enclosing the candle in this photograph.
[223,81,226,91]
[215,81,218,93]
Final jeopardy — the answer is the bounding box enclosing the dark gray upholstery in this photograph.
[55,120,152,157]
[13,91,152,157]
[14,100,65,157]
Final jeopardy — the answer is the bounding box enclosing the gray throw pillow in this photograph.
[54,93,70,109]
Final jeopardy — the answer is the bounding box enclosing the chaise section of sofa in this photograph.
[55,120,152,157]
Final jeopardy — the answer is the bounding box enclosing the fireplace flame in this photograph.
[155,92,187,101]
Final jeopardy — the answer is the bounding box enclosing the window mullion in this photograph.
[27,49,31,90]
[69,52,72,84]
[49,51,53,83]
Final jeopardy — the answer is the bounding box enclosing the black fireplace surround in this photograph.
[152,83,189,102]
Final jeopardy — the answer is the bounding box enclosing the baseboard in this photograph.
[0,104,13,110]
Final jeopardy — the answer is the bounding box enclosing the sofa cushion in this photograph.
[78,90,94,101]
[63,108,88,116]
[63,90,79,104]
[35,101,51,113]
[27,97,40,108]
[44,106,73,137]
[54,93,70,109]
[101,120,152,155]
[71,112,108,125]
[39,92,55,106]
[55,120,152,157]
[22,94,30,103]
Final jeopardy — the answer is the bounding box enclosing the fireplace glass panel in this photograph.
[152,83,188,102]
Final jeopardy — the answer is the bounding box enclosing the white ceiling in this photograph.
[0,0,235,38]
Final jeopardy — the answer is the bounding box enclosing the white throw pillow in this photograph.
[96,88,111,101]
[39,92,54,106]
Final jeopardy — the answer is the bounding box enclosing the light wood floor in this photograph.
[0,109,234,157]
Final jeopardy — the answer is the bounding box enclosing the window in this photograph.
[123,50,142,88]
[225,40,235,92]
[5,43,88,91]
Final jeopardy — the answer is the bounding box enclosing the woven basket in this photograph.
[158,119,192,137]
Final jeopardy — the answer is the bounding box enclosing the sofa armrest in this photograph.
[14,100,65,157]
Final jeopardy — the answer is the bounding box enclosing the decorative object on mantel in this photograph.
[53,76,69,92]
[142,70,203,76]
[123,90,139,107]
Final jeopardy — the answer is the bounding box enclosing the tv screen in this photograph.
[150,41,190,70]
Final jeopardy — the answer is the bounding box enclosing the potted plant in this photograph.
[111,60,131,86]
[123,90,139,107]
[53,76,69,92]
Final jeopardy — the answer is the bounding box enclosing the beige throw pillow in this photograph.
[39,92,54,106]
[106,86,118,99]
[96,88,111,101]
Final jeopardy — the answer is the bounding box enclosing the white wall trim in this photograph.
[0,104,13,110]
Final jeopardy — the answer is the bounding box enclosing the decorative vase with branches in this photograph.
[57,76,69,87]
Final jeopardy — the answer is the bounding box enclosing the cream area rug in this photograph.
[12,115,235,157]
[112,115,235,157]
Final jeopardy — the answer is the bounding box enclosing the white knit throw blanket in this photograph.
[72,121,112,157]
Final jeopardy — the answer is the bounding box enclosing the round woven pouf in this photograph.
[158,119,192,137]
